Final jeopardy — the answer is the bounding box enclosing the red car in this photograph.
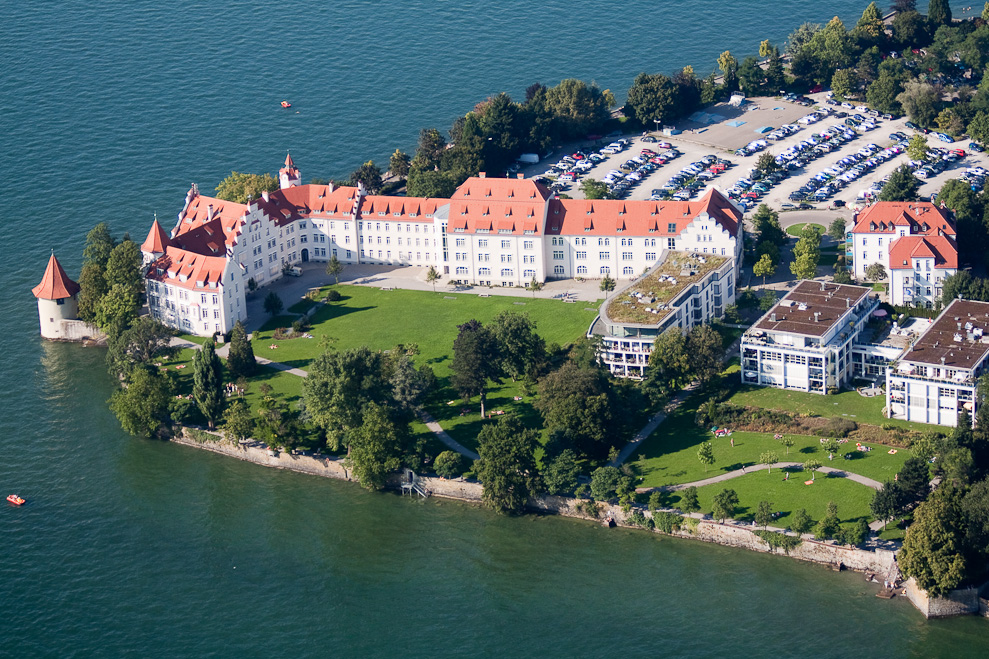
[649,157,667,165]
[641,149,657,156]
[657,141,672,149]
[951,149,966,157]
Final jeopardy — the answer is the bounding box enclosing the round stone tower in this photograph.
[32,252,81,340]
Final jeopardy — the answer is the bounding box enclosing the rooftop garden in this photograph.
[605,251,727,325]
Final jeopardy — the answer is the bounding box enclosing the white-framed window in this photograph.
[577,266,588,274]
[553,251,564,260]
[600,266,610,274]
[553,265,564,274]
[623,267,634,275]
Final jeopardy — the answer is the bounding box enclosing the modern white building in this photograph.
[589,251,735,378]
[886,299,989,427]
[142,157,743,336]
[740,281,879,393]
[850,202,957,307]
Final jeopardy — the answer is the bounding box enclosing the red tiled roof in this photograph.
[175,195,247,250]
[146,246,228,292]
[888,235,958,270]
[32,253,80,300]
[545,188,740,237]
[141,219,171,254]
[360,195,440,222]
[451,176,552,203]
[256,185,361,225]
[852,202,954,236]
[283,153,295,169]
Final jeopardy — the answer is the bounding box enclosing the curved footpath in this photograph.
[639,462,882,493]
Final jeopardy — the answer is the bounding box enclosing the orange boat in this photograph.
[281,101,292,108]
[6,494,25,506]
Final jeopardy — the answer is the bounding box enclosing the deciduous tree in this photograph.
[325,255,344,284]
[898,484,969,597]
[828,217,847,241]
[687,325,724,386]
[106,316,176,380]
[303,347,389,450]
[541,449,581,495]
[434,450,465,479]
[263,291,283,316]
[679,486,701,513]
[426,265,440,291]
[222,399,254,444]
[108,368,173,438]
[389,149,411,180]
[879,164,921,202]
[489,310,545,381]
[536,362,616,460]
[712,487,739,522]
[753,253,776,286]
[755,500,774,529]
[215,172,278,203]
[815,500,842,539]
[760,451,779,474]
[643,328,693,403]
[698,441,715,472]
[451,320,502,418]
[475,415,539,514]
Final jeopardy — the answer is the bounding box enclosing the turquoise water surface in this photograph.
[1,1,986,656]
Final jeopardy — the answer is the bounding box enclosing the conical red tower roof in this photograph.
[32,253,81,300]
[284,152,295,168]
[141,219,171,253]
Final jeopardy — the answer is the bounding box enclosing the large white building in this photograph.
[850,202,957,308]
[887,298,989,427]
[142,156,743,336]
[589,250,736,378]
[740,281,879,394]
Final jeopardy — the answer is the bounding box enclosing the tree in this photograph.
[791,224,822,283]
[738,57,764,97]
[226,320,256,378]
[590,466,633,501]
[897,456,932,504]
[192,338,224,429]
[867,70,905,114]
[967,110,989,146]
[489,310,545,382]
[698,441,715,472]
[536,362,617,461]
[215,172,278,203]
[865,262,888,283]
[108,368,173,437]
[106,316,176,380]
[753,253,777,286]
[434,450,465,479]
[350,160,383,193]
[625,72,677,127]
[406,169,457,198]
[687,325,723,387]
[906,134,929,161]
[831,69,856,100]
[790,250,819,281]
[83,222,116,269]
[927,0,951,26]
[898,484,969,597]
[871,480,903,530]
[855,2,887,46]
[717,51,739,92]
[389,149,411,180]
[77,263,108,325]
[755,500,774,529]
[760,451,779,474]
[759,290,778,312]
[897,81,940,127]
[828,217,847,242]
[543,78,612,140]
[600,274,616,294]
[815,500,842,539]
[833,269,853,284]
[891,0,916,11]
[541,449,581,495]
[348,402,408,491]
[222,399,254,444]
[580,178,612,200]
[765,46,786,92]
[712,488,739,522]
[94,283,140,338]
[388,353,434,413]
[104,239,143,302]
[263,291,283,317]
[751,205,785,249]
[791,508,812,534]
[779,436,795,455]
[643,328,693,403]
[804,459,823,481]
[892,10,932,48]
[822,437,841,459]
[879,164,921,203]
[475,415,539,514]
[325,255,344,284]
[425,265,440,292]
[679,486,701,513]
[528,276,543,298]
[450,320,502,418]
[303,347,389,450]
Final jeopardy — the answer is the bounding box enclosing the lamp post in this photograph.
[653,119,661,135]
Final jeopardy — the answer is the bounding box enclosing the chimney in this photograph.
[771,313,777,322]
[207,204,214,221]
[814,312,820,322]
[820,281,826,291]
[478,172,486,178]
[941,356,946,365]
[261,190,269,202]
[846,297,850,308]
[517,173,524,179]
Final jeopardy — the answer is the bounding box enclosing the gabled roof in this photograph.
[146,246,228,292]
[451,176,553,203]
[32,253,80,300]
[852,202,954,236]
[141,219,171,254]
[888,235,958,269]
[256,184,360,224]
[175,195,247,250]
[360,195,439,222]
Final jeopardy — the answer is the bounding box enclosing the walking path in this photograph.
[638,462,883,494]
[419,412,480,461]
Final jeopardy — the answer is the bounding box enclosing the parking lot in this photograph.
[520,93,989,215]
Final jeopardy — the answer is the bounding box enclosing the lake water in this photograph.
[1,1,986,656]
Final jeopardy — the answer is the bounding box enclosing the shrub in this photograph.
[626,509,649,528]
[326,289,342,302]
[822,417,856,437]
[292,318,311,334]
[433,450,464,479]
[652,511,684,534]
[753,530,803,554]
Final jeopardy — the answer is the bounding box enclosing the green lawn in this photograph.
[785,222,825,237]
[662,470,874,527]
[728,385,938,433]
[252,285,604,449]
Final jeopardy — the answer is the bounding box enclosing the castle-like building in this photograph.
[139,155,744,337]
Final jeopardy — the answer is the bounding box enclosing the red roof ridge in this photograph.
[141,219,171,253]
[32,252,80,300]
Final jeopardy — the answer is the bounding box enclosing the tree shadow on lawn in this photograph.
[798,446,819,455]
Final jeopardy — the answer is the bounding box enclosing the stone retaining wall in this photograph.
[902,578,981,618]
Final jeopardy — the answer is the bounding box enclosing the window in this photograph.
[577,265,587,274]
[645,252,656,261]
[667,238,675,249]
[455,238,465,247]
[599,252,610,260]
[668,222,677,233]
[524,240,533,250]
[479,239,488,248]
[501,240,510,249]
[553,250,564,260]
[456,267,468,275]
[622,252,633,261]
[501,254,512,263]
[600,266,610,274]
[478,253,490,262]
[623,267,634,275]
[479,267,491,276]
[501,268,513,277]
[523,269,535,278]
[576,251,587,260]
[553,265,564,275]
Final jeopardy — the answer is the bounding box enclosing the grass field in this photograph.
[252,285,604,449]
[727,385,939,433]
[785,222,825,237]
[661,470,874,528]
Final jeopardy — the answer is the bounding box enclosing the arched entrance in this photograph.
[301,248,309,262]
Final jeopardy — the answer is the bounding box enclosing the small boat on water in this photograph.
[6,494,25,506]
[281,101,292,108]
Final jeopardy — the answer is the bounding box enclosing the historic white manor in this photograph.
[141,156,743,336]
[850,201,957,308]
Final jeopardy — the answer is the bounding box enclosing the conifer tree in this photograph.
[226,320,257,378]
[193,338,225,429]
